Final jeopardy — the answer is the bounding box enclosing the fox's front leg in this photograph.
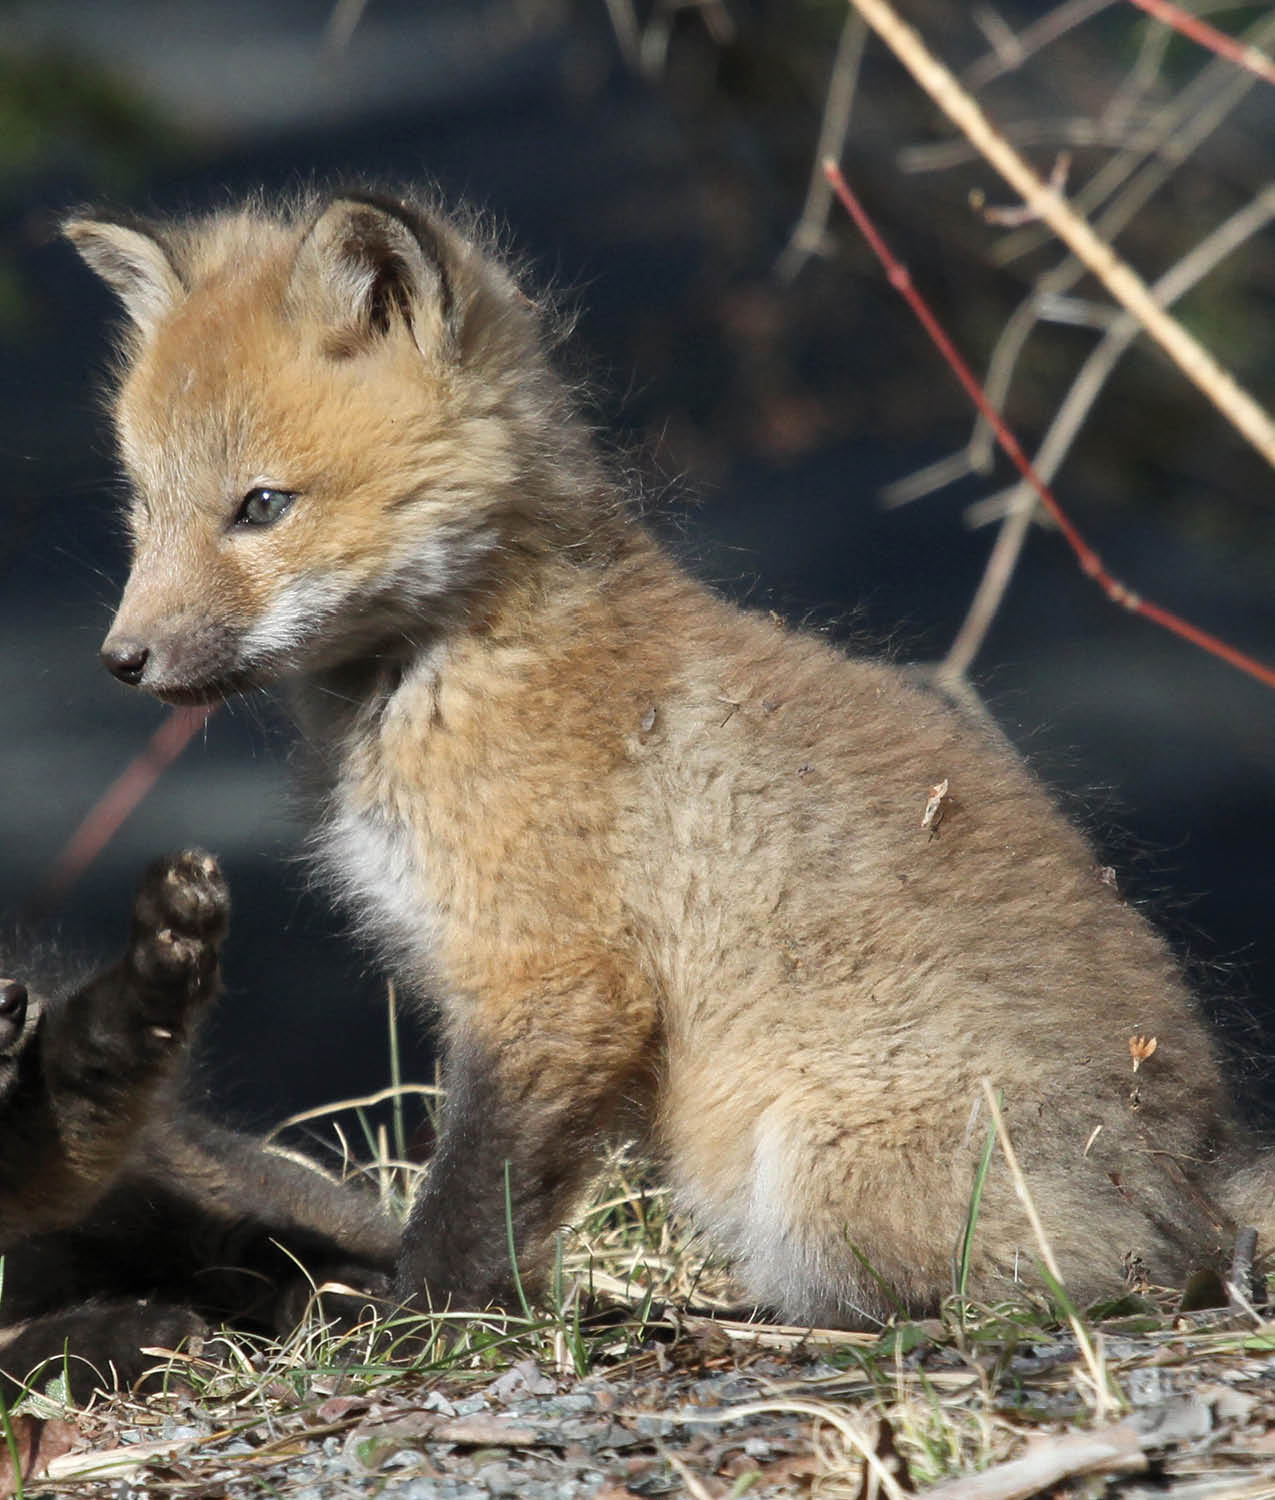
[42,850,229,1192]
[395,962,658,1310]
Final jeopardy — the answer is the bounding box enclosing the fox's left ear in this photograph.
[63,217,184,339]
[289,194,456,358]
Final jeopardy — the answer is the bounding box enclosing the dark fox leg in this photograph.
[0,850,227,1244]
[0,1301,207,1407]
[46,848,229,1148]
[0,1120,398,1404]
[0,851,398,1402]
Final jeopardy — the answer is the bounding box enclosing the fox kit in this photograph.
[66,189,1268,1327]
[0,852,395,1402]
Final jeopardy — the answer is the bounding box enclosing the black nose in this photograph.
[0,979,28,1027]
[101,640,150,685]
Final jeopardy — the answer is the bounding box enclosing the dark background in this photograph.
[1,0,1273,1130]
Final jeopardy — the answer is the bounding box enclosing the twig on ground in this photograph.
[979,1080,1122,1421]
[673,1398,914,1500]
[921,1422,1148,1500]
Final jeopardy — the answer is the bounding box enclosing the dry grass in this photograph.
[5,1100,1275,1498]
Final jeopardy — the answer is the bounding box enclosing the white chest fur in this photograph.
[319,777,442,993]
[302,650,448,995]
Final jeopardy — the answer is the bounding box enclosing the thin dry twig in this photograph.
[991,8,1275,266]
[846,0,1275,474]
[1100,0,1259,131]
[673,1398,914,1500]
[777,9,869,281]
[946,186,1275,674]
[967,182,1275,531]
[1127,0,1275,88]
[979,1081,1122,1421]
[921,1422,1148,1500]
[884,7,1275,511]
[963,0,1118,90]
[264,1083,443,1144]
[823,159,1275,694]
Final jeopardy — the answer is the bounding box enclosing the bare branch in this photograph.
[29,706,214,918]
[992,10,1275,264]
[777,10,868,282]
[889,7,1275,513]
[848,0,1275,474]
[824,162,1275,695]
[963,0,1118,91]
[947,186,1275,676]
[966,185,1275,533]
[1127,0,1275,88]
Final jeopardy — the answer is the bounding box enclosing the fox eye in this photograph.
[234,487,295,527]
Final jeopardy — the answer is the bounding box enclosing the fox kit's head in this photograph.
[66,191,572,704]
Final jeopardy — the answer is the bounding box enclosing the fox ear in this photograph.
[63,217,183,337]
[290,194,455,356]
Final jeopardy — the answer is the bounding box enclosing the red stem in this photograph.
[29,705,214,918]
[822,158,1275,693]
[1126,0,1275,87]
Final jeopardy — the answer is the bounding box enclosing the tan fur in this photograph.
[67,190,1267,1324]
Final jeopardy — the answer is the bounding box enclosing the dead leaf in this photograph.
[921,778,949,831]
[314,1394,372,1424]
[922,1421,1146,1500]
[0,1416,79,1496]
[489,1358,557,1402]
[1129,1035,1157,1072]
[45,1432,192,1484]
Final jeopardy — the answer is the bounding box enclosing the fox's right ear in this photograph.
[62,217,183,338]
[288,194,457,359]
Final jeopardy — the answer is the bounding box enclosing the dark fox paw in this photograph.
[0,978,30,1054]
[128,850,229,996]
[273,1266,398,1339]
[0,1300,208,1407]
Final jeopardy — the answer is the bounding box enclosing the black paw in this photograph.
[273,1266,397,1338]
[0,1300,208,1406]
[128,850,229,994]
[0,978,29,1054]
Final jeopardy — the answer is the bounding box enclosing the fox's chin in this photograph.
[150,670,263,707]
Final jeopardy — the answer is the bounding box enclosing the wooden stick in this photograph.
[846,0,1275,474]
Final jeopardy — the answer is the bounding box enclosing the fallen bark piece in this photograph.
[921,1422,1147,1500]
[431,1416,544,1446]
[44,1432,193,1484]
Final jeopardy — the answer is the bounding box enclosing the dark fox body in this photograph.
[0,852,395,1403]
